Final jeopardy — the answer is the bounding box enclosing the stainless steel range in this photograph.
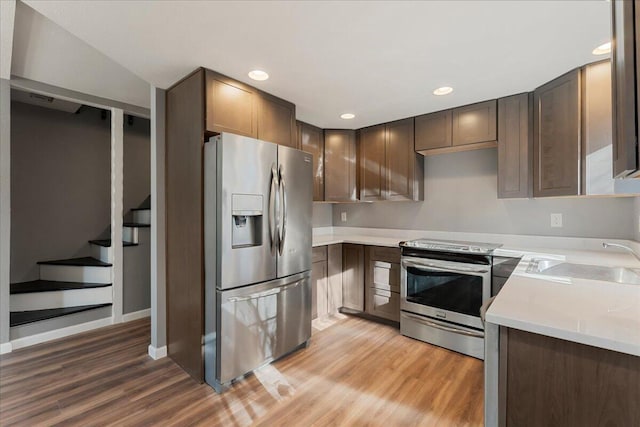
[400,239,502,359]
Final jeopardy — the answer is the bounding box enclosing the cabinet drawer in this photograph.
[367,288,400,322]
[369,246,401,263]
[312,246,327,263]
[372,261,401,293]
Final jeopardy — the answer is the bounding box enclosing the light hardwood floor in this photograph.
[0,315,483,426]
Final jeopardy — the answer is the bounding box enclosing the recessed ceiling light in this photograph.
[340,113,355,120]
[248,70,269,81]
[592,42,611,55]
[433,86,454,96]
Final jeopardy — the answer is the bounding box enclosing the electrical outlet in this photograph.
[550,213,563,228]
[341,212,347,222]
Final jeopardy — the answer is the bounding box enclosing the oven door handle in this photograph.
[402,260,489,274]
[403,313,484,338]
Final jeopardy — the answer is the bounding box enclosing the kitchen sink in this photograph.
[526,258,640,285]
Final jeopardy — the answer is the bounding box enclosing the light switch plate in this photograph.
[550,213,563,228]
[341,212,347,222]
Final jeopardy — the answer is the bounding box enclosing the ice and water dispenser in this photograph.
[231,194,263,248]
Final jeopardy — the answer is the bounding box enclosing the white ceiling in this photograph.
[22,0,610,129]
[11,1,150,108]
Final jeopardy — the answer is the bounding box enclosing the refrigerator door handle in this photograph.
[278,165,287,256]
[269,164,279,253]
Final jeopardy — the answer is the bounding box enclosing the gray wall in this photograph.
[312,203,333,227]
[10,100,150,282]
[332,148,635,239]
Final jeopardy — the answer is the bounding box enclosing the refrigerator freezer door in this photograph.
[217,272,311,384]
[217,133,278,289]
[277,145,313,278]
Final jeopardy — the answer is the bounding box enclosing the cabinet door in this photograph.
[311,260,328,320]
[452,100,497,146]
[498,93,532,199]
[311,247,328,320]
[415,110,452,151]
[367,288,400,322]
[611,0,639,178]
[205,70,256,137]
[327,244,343,314]
[342,244,364,311]
[324,130,357,201]
[257,92,296,148]
[533,69,581,197]
[386,118,418,201]
[298,121,324,201]
[359,124,386,201]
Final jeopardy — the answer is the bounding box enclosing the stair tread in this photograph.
[37,257,112,267]
[130,207,151,211]
[89,239,137,248]
[10,304,112,327]
[10,280,111,294]
[123,222,150,228]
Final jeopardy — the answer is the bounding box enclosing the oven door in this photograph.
[401,256,491,330]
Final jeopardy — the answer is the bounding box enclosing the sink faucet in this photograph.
[602,242,640,262]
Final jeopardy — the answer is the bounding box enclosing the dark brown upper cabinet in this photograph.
[415,110,452,151]
[359,118,423,202]
[611,0,640,178]
[297,121,324,201]
[324,129,357,202]
[257,92,297,148]
[205,70,256,138]
[359,124,386,201]
[415,101,497,156]
[386,118,421,201]
[205,69,295,148]
[533,68,581,197]
[452,100,497,146]
[497,93,533,199]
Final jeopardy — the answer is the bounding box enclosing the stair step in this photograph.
[123,222,150,228]
[89,239,137,248]
[130,207,150,211]
[10,280,110,294]
[37,257,112,267]
[10,304,112,327]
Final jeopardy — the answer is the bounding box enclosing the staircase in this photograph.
[9,201,151,336]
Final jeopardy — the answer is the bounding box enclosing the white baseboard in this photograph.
[0,341,12,354]
[148,344,167,360]
[10,317,113,351]
[122,308,150,322]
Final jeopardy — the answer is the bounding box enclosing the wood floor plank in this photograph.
[0,315,483,426]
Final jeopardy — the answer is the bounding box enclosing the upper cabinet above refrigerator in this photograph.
[611,0,640,178]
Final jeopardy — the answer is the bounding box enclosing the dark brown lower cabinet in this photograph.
[364,246,401,322]
[500,327,640,427]
[342,244,365,312]
[311,247,328,320]
[312,245,343,319]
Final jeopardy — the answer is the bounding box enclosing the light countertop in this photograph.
[312,227,640,357]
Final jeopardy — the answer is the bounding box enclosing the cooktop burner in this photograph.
[400,238,502,255]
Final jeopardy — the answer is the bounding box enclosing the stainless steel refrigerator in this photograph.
[203,132,312,392]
